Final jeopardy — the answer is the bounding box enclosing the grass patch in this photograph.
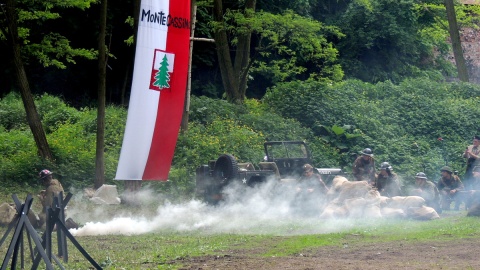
[1,204,479,269]
[260,214,480,257]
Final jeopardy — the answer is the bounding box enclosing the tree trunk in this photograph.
[234,0,255,102]
[213,0,239,103]
[95,0,107,189]
[444,0,469,82]
[5,0,54,161]
[213,0,256,104]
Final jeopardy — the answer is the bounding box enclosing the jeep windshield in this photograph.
[264,141,310,160]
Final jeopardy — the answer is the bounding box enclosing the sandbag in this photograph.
[387,196,425,210]
[363,204,382,218]
[406,206,440,220]
[319,203,347,219]
[345,197,368,218]
[337,181,372,202]
[381,207,406,219]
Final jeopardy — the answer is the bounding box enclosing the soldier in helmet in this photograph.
[38,169,64,226]
[296,164,329,195]
[410,172,441,213]
[375,162,402,197]
[437,166,464,211]
[352,148,376,184]
[292,164,329,216]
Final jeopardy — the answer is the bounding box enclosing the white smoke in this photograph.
[69,178,360,236]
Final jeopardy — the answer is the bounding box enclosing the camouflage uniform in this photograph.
[437,174,464,210]
[39,177,64,226]
[375,172,402,197]
[352,156,376,183]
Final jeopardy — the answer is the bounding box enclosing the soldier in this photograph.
[352,148,376,184]
[410,172,441,213]
[38,169,64,226]
[437,166,464,211]
[296,164,329,195]
[293,164,329,216]
[463,135,480,190]
[375,162,402,197]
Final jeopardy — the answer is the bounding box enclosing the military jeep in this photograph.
[195,141,345,204]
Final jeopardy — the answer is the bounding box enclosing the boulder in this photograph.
[90,185,121,204]
[0,203,16,226]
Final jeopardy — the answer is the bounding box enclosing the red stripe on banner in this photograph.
[142,0,191,180]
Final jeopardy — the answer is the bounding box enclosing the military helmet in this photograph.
[380,162,392,170]
[360,148,374,157]
[415,172,428,179]
[440,166,453,173]
[39,169,53,179]
[303,164,314,172]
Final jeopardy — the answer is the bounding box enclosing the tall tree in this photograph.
[1,0,96,162]
[213,0,256,104]
[4,0,53,161]
[95,0,108,189]
[444,0,469,82]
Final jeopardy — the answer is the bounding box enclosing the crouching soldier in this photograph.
[437,166,464,211]
[375,162,402,197]
[38,169,79,229]
[38,169,64,227]
[409,172,442,214]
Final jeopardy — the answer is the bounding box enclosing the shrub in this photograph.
[0,92,28,131]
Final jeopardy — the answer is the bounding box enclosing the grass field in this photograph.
[1,188,480,269]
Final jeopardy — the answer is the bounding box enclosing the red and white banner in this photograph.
[116,0,191,181]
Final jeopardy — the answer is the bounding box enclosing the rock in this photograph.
[90,185,121,205]
[0,203,16,226]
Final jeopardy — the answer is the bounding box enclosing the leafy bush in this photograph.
[0,92,28,131]
[263,78,480,182]
[4,77,480,196]
[36,94,81,133]
[0,94,125,189]
[0,129,43,185]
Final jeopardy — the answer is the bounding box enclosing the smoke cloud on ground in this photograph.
[69,178,362,236]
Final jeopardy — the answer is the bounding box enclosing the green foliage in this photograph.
[173,95,332,185]
[6,0,97,69]
[36,94,81,133]
[0,94,125,188]
[246,10,344,85]
[263,78,480,182]
[334,0,451,83]
[0,92,27,130]
[0,129,43,186]
[4,77,480,197]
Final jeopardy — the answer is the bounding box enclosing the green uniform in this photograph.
[375,172,402,197]
[437,175,464,210]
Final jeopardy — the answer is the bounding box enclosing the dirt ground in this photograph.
[180,238,480,270]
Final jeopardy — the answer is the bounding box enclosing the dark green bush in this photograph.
[0,92,28,131]
[263,78,480,182]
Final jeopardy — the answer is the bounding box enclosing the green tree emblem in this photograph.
[153,54,171,89]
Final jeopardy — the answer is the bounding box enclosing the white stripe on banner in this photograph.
[115,0,169,180]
